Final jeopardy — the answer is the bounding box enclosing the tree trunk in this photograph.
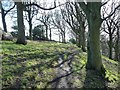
[16,2,27,45]
[81,23,86,52]
[108,34,113,59]
[76,28,82,48]
[77,26,86,52]
[59,34,61,43]
[114,42,119,61]
[29,22,32,40]
[77,34,81,47]
[81,31,86,52]
[45,25,48,40]
[85,3,105,74]
[27,10,33,40]
[0,2,7,32]
[75,3,86,52]
[49,28,52,40]
[63,30,66,43]
[114,28,120,61]
[29,19,32,40]
[61,34,64,43]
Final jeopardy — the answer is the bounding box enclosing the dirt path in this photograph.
[45,50,80,88]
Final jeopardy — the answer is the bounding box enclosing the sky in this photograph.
[0,0,120,41]
[0,0,70,41]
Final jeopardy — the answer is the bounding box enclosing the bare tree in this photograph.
[79,1,105,74]
[52,10,66,43]
[74,2,86,52]
[60,2,87,51]
[15,0,61,44]
[101,0,120,60]
[0,1,15,32]
[23,0,39,40]
[79,0,120,74]
[37,11,51,40]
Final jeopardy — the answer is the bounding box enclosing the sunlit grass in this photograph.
[1,41,119,88]
[1,41,79,88]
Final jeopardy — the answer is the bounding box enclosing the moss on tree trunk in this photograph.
[80,2,105,75]
[16,2,27,45]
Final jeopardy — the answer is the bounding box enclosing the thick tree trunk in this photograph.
[0,2,7,32]
[108,35,113,59]
[16,2,27,45]
[85,3,105,74]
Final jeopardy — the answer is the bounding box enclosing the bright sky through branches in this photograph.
[0,0,120,41]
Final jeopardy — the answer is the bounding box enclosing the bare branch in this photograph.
[101,0,110,6]
[25,2,67,10]
[78,2,87,14]
[5,3,15,15]
[102,4,120,21]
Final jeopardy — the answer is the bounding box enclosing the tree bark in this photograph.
[28,17,32,40]
[114,28,120,61]
[76,28,82,48]
[27,2,32,40]
[63,30,66,43]
[49,27,52,40]
[77,34,81,47]
[79,2,105,74]
[81,29,86,52]
[75,3,86,52]
[16,2,27,45]
[87,3,104,73]
[81,22,86,52]
[108,34,113,59]
[45,24,48,40]
[29,22,32,40]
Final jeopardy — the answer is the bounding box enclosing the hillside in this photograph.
[1,41,120,89]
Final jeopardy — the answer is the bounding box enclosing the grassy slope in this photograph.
[1,41,120,88]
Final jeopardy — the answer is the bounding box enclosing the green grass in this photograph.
[1,41,120,88]
[1,41,79,88]
[102,56,120,86]
[102,56,118,65]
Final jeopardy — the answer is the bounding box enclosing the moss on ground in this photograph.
[1,41,120,89]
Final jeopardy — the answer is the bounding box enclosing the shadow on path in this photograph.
[44,50,83,89]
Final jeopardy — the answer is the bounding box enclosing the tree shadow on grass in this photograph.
[2,48,82,89]
[83,69,107,90]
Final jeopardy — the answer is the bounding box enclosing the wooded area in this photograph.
[0,0,120,89]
